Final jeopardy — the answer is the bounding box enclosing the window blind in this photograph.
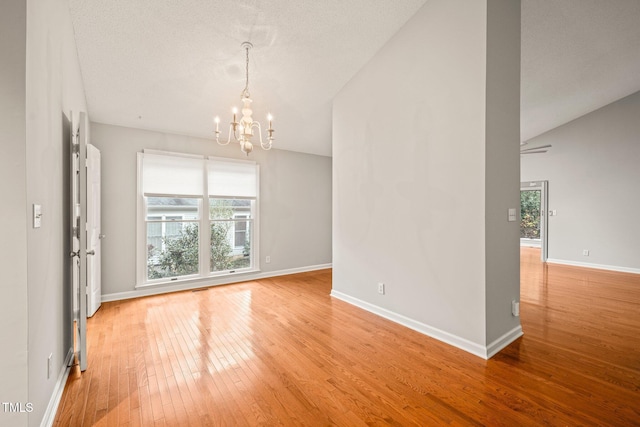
[208,158,257,198]
[142,153,204,196]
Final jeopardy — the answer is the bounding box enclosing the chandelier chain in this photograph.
[243,44,250,97]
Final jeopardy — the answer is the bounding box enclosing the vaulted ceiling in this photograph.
[69,0,640,156]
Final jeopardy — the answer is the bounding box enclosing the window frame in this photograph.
[144,197,202,283]
[136,151,260,288]
[208,198,255,275]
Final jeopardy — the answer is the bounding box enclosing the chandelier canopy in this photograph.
[214,42,274,155]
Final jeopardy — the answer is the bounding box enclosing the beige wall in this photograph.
[0,1,29,426]
[522,90,640,272]
[90,122,332,298]
[1,0,89,425]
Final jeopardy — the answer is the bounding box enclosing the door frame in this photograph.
[70,112,88,371]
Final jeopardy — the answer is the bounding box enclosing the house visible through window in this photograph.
[234,214,249,248]
[137,151,259,286]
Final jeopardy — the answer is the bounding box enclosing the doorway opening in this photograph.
[520,181,548,262]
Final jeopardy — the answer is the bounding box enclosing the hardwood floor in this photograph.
[54,249,640,426]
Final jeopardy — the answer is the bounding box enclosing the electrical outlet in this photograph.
[47,353,53,379]
[33,204,42,228]
[265,255,271,263]
[511,300,520,317]
[583,249,589,256]
[377,283,385,295]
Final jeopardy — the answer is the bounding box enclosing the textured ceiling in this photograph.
[521,0,640,142]
[68,0,428,156]
[68,0,640,156]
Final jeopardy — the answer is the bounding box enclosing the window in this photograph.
[520,189,541,239]
[146,198,200,280]
[137,151,259,286]
[207,158,257,274]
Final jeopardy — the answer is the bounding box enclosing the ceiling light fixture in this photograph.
[520,142,552,155]
[214,42,274,155]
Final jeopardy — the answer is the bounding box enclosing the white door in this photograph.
[87,144,102,317]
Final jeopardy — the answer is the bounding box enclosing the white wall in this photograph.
[90,123,332,298]
[0,1,29,426]
[521,91,640,272]
[24,0,88,425]
[332,0,521,358]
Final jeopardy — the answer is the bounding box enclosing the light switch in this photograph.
[508,208,517,222]
[33,204,42,228]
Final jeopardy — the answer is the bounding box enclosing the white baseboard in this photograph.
[40,347,74,427]
[486,325,524,359]
[546,258,640,275]
[330,290,521,360]
[102,263,332,302]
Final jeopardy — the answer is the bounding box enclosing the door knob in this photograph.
[86,250,95,256]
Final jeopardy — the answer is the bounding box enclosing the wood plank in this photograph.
[54,252,640,425]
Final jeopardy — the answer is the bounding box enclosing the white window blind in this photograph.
[208,158,257,198]
[142,153,204,196]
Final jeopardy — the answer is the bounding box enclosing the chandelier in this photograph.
[214,41,274,155]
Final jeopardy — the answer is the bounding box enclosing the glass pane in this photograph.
[147,222,199,279]
[520,190,541,239]
[146,197,199,220]
[211,220,251,272]
[209,198,252,220]
[147,221,162,256]
[235,219,247,248]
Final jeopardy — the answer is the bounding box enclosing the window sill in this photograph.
[136,268,261,290]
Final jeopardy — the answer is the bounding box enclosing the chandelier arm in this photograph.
[216,124,233,146]
[253,122,263,145]
[233,123,242,143]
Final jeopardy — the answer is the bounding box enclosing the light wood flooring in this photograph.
[54,248,640,426]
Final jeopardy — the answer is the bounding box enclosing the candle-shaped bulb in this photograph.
[267,113,273,130]
[232,107,238,123]
[214,116,220,132]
